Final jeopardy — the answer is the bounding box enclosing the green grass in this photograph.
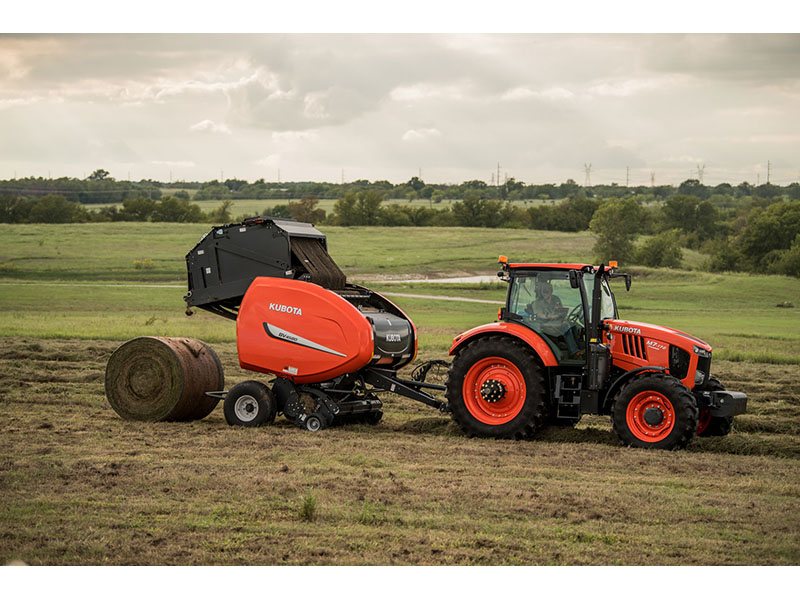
[0,222,594,281]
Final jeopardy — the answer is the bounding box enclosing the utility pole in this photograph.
[491,172,495,186]
[277,169,281,184]
[767,160,771,184]
[757,172,761,186]
[650,171,655,187]
[626,166,630,187]
[584,163,592,187]
[697,163,705,184]
[496,163,501,187]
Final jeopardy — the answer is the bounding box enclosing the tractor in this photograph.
[445,257,748,449]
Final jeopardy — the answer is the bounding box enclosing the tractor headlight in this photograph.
[693,345,711,358]
[669,346,690,379]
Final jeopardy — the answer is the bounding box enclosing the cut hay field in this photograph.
[0,222,799,565]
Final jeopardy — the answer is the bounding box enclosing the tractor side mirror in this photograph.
[568,270,580,289]
[625,274,632,291]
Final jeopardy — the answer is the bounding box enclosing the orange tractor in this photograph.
[445,258,747,449]
[183,218,746,450]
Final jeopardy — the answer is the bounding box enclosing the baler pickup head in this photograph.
[185,217,347,319]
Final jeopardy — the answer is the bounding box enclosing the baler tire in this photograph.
[697,376,735,437]
[224,381,276,427]
[446,336,546,439]
[364,410,383,425]
[612,373,698,450]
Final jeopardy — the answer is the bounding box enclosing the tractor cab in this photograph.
[501,261,616,363]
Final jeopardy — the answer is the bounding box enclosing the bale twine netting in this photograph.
[105,336,224,422]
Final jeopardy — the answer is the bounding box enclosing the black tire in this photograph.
[697,376,735,437]
[223,380,276,427]
[364,410,383,425]
[612,373,698,450]
[446,336,546,439]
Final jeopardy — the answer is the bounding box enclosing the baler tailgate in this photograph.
[290,236,347,290]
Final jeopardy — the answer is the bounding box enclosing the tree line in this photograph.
[1,171,798,277]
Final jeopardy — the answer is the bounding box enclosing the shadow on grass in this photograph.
[387,416,800,459]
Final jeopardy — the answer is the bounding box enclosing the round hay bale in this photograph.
[105,337,224,422]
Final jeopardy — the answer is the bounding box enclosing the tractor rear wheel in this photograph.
[612,373,698,450]
[446,336,546,439]
[696,376,735,437]
[224,380,277,427]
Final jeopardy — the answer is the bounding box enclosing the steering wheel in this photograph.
[566,304,583,326]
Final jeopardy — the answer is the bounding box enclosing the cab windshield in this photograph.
[582,275,616,321]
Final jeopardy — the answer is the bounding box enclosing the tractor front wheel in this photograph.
[696,376,735,437]
[446,336,546,439]
[612,373,698,450]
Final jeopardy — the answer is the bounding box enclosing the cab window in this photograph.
[508,271,586,360]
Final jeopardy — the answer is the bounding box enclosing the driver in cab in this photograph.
[531,280,566,321]
[526,279,580,357]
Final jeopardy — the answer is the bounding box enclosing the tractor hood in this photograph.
[605,319,713,353]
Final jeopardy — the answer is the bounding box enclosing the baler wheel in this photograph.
[612,373,697,450]
[305,414,323,432]
[696,376,735,437]
[224,381,277,427]
[364,410,383,425]
[446,336,545,439]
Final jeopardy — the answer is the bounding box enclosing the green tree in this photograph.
[589,198,643,262]
[636,230,683,268]
[151,197,203,222]
[87,169,110,181]
[119,197,157,221]
[27,195,89,223]
[771,234,800,277]
[205,200,233,223]
[677,178,709,199]
[288,197,326,223]
[0,195,33,223]
[407,176,425,192]
[736,201,800,270]
[333,190,384,225]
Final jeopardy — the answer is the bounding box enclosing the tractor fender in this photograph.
[449,321,559,367]
[602,366,668,412]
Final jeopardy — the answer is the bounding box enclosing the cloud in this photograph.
[254,154,281,168]
[189,119,231,134]
[502,86,574,101]
[402,128,442,142]
[272,130,318,142]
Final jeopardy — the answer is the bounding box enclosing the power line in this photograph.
[697,163,706,184]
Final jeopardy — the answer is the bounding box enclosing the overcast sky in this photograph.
[0,33,798,185]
